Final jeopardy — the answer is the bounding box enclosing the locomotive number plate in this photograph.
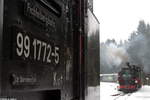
[12,27,60,65]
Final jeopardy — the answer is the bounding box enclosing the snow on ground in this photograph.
[127,85,150,100]
[100,82,150,100]
[86,86,100,100]
[100,82,120,100]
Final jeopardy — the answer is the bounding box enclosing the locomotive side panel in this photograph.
[1,0,71,99]
[0,0,4,95]
[0,0,99,100]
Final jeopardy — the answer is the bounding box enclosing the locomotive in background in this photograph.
[0,0,100,100]
[118,62,143,93]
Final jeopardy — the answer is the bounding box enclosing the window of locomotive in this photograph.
[122,70,132,79]
[37,0,62,17]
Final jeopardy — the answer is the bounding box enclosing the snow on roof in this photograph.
[100,73,118,76]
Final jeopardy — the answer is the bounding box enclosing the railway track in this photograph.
[113,93,132,100]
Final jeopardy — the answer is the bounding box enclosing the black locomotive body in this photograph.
[118,63,142,93]
[0,0,100,100]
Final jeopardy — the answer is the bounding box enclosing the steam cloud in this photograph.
[100,42,129,73]
[107,43,129,66]
[100,21,150,73]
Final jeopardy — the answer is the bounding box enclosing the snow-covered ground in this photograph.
[86,86,100,100]
[100,82,150,100]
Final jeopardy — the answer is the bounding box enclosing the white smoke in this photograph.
[107,43,129,67]
[100,21,150,73]
[100,42,129,72]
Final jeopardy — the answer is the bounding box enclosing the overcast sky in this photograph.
[93,0,150,43]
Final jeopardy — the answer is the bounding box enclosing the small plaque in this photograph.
[10,73,37,86]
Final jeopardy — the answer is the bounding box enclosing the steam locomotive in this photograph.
[118,63,142,93]
[0,0,100,100]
